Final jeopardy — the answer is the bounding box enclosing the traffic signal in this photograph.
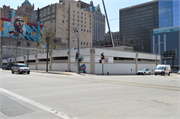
[99,60,102,63]
[76,52,79,59]
[101,53,104,60]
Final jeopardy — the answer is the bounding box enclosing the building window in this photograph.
[77,24,79,26]
[90,30,91,33]
[90,15,91,17]
[73,14,75,17]
[73,10,75,13]
[81,29,83,31]
[81,17,83,19]
[85,25,86,28]
[90,27,91,29]
[17,41,21,46]
[84,42,85,45]
[85,18,86,20]
[27,42,30,47]
[77,16,79,18]
[81,21,83,23]
[81,25,83,27]
[62,20,64,23]
[81,13,83,15]
[78,11,79,14]
[90,23,91,25]
[77,20,79,22]
[85,22,86,24]
[73,23,75,25]
[90,19,91,21]
[73,19,75,21]
[84,29,86,32]
[87,42,88,45]
[85,13,86,16]
[77,3,79,7]
[87,30,88,32]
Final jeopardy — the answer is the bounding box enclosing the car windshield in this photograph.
[18,65,27,67]
[141,69,146,71]
[156,67,164,70]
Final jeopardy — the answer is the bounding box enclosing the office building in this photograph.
[151,26,179,69]
[32,0,93,49]
[119,0,159,52]
[86,1,105,41]
[159,0,180,28]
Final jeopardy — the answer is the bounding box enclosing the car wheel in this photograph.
[27,71,30,74]
[11,70,14,74]
[168,73,170,76]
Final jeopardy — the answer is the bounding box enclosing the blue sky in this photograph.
[1,0,153,32]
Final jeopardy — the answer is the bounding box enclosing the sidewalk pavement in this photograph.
[30,70,96,76]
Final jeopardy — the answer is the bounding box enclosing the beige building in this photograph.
[16,0,34,22]
[1,5,15,19]
[32,0,93,49]
[0,0,34,22]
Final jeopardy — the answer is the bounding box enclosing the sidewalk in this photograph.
[30,70,96,76]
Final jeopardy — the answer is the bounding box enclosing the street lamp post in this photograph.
[156,42,163,66]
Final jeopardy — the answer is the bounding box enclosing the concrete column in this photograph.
[90,48,95,74]
[136,53,138,73]
[24,56,27,66]
[35,54,38,70]
[68,50,71,72]
[50,53,52,71]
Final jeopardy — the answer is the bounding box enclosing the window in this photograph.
[77,24,79,26]
[90,19,91,21]
[78,11,79,14]
[84,42,85,45]
[90,30,91,33]
[73,14,75,17]
[73,19,75,21]
[77,20,79,22]
[87,42,88,46]
[27,42,30,47]
[87,30,88,32]
[85,18,86,20]
[73,10,75,13]
[85,26,86,28]
[90,23,91,25]
[77,16,79,18]
[90,27,91,29]
[81,42,82,45]
[81,17,83,19]
[81,21,83,23]
[81,25,83,27]
[90,15,91,17]
[62,20,64,23]
[81,13,83,15]
[85,13,86,16]
[73,23,75,25]
[84,29,86,32]
[81,29,83,31]
[17,41,21,46]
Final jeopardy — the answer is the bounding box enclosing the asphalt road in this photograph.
[0,70,180,119]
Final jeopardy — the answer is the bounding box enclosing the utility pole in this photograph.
[74,28,80,74]
[102,0,114,47]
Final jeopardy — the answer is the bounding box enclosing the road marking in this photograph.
[0,88,78,119]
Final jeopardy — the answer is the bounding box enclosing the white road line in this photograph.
[0,88,78,119]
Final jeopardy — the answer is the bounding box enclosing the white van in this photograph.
[155,65,171,76]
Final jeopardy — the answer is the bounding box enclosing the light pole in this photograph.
[156,42,163,66]
[74,28,80,74]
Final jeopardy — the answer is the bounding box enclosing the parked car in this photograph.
[137,68,151,75]
[155,65,171,76]
[178,70,180,74]
[5,65,12,70]
[1,65,7,70]
[11,63,30,74]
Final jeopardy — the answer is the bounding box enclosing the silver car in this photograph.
[137,68,151,75]
[178,70,180,74]
[11,63,30,74]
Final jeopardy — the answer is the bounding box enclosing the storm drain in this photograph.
[0,94,33,117]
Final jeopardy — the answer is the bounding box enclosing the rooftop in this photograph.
[22,0,32,6]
